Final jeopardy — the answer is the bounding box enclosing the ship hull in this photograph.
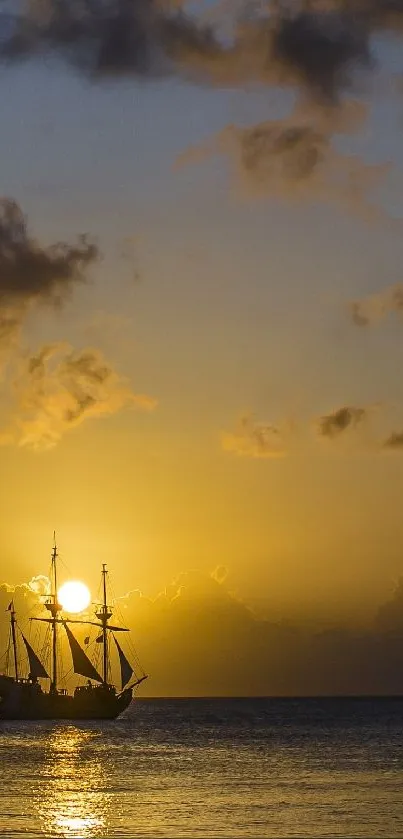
[0,676,133,720]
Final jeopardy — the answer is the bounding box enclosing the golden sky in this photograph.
[1,1,403,694]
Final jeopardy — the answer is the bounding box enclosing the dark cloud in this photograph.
[169,2,374,107]
[0,197,98,353]
[269,9,369,102]
[349,284,403,327]
[0,342,157,448]
[222,413,288,458]
[0,198,98,306]
[156,6,369,101]
[1,0,156,73]
[317,405,367,438]
[383,430,403,450]
[0,0,398,233]
[0,0,403,107]
[0,1,374,101]
[0,0,219,80]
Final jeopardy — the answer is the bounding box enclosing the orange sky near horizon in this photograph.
[1,1,403,644]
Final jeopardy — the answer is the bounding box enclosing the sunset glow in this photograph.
[2,1,403,836]
[0,0,403,699]
[58,581,91,614]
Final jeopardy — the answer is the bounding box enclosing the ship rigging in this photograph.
[0,536,148,720]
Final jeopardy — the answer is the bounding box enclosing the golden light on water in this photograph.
[53,816,104,837]
[37,727,110,838]
[58,581,91,614]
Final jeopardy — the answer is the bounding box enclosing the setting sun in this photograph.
[58,580,91,614]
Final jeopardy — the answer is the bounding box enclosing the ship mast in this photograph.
[27,546,147,695]
[45,532,61,693]
[96,564,112,687]
[10,601,19,681]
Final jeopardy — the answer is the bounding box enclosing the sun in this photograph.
[58,580,91,614]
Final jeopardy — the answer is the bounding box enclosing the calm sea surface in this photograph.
[0,697,403,838]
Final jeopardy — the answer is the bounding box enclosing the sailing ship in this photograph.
[0,539,148,720]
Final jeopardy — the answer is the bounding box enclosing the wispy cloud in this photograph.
[222,413,288,458]
[0,342,156,449]
[223,405,403,456]
[349,284,403,327]
[177,108,390,222]
[0,198,159,448]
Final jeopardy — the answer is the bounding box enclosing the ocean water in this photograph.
[0,698,403,838]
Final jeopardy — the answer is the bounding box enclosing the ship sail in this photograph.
[63,623,103,683]
[113,635,134,689]
[21,633,49,680]
[0,538,148,721]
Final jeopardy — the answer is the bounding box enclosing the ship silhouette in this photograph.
[0,536,148,720]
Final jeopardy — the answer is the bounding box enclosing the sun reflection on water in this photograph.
[36,726,110,838]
